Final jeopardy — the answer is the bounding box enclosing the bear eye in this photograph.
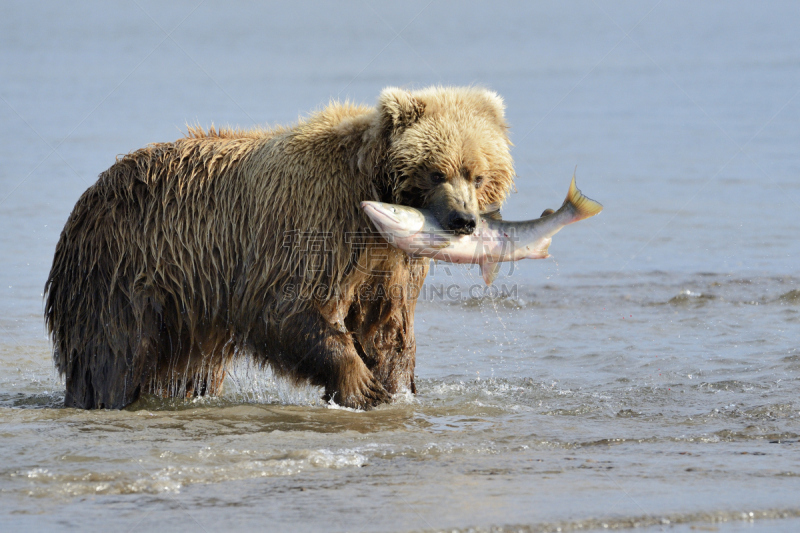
[429,171,446,184]
[474,175,484,188]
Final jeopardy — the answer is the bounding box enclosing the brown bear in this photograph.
[44,86,515,409]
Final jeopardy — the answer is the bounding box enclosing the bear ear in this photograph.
[477,89,508,128]
[378,87,426,131]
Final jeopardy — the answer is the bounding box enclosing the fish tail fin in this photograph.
[565,169,603,221]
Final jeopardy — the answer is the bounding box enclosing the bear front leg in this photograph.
[276,309,391,409]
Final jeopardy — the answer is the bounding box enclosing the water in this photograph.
[1,1,799,531]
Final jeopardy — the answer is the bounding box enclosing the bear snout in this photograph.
[446,211,477,235]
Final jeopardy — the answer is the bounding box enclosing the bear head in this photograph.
[364,86,516,234]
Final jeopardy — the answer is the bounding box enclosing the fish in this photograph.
[361,172,603,285]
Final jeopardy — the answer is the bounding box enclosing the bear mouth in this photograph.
[447,225,476,236]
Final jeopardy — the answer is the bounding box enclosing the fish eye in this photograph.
[391,207,397,213]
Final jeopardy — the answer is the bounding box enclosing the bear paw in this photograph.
[325,372,391,410]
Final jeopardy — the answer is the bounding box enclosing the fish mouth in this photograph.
[361,201,402,231]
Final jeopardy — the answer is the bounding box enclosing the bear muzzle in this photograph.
[445,210,477,235]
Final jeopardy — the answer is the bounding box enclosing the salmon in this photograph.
[361,172,603,285]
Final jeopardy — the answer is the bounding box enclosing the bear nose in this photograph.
[448,211,476,235]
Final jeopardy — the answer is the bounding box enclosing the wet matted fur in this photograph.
[44,86,516,409]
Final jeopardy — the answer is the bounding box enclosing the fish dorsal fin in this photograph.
[480,258,501,285]
[480,201,502,214]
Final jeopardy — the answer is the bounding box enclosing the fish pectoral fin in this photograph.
[480,258,501,286]
[409,232,451,253]
[480,201,502,215]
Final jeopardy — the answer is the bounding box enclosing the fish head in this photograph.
[361,201,425,237]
